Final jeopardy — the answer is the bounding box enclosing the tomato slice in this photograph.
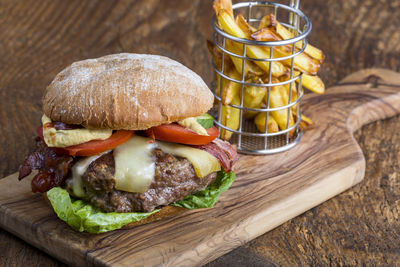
[36,125,133,156]
[147,124,219,145]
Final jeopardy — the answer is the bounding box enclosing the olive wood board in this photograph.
[1,68,400,267]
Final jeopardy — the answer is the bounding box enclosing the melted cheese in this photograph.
[178,117,208,136]
[157,141,221,178]
[41,115,112,148]
[111,136,221,193]
[113,136,156,193]
[71,153,105,197]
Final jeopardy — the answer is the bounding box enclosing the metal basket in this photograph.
[211,1,312,155]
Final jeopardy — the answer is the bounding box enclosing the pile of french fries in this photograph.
[209,0,325,141]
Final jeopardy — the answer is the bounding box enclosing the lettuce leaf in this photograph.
[46,170,236,233]
[46,187,158,233]
[195,113,214,129]
[172,170,236,209]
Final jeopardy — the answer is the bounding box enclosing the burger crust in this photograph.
[43,53,213,130]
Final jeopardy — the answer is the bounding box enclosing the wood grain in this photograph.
[1,0,400,266]
[0,69,399,266]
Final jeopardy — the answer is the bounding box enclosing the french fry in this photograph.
[235,14,320,78]
[246,61,264,76]
[294,70,325,94]
[221,68,241,105]
[254,112,279,133]
[214,74,221,97]
[278,74,298,113]
[275,22,324,63]
[207,40,222,97]
[258,13,277,29]
[216,10,286,77]
[225,39,264,76]
[220,95,241,140]
[207,40,236,97]
[213,0,233,18]
[274,47,320,75]
[271,78,296,134]
[259,14,325,63]
[225,39,246,75]
[207,39,234,74]
[243,79,266,119]
[251,28,281,42]
[299,120,310,131]
[278,75,297,101]
[209,3,325,139]
[301,113,313,125]
[236,14,257,36]
[251,28,321,75]
[292,110,313,131]
[267,85,295,133]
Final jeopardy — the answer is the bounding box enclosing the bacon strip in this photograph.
[18,137,73,193]
[192,139,238,172]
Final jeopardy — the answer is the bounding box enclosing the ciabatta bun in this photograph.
[43,53,213,130]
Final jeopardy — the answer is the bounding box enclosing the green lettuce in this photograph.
[195,113,214,129]
[46,187,158,233]
[172,170,236,209]
[46,170,236,233]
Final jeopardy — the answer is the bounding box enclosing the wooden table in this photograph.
[1,0,399,266]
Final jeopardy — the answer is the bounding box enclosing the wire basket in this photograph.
[211,1,312,155]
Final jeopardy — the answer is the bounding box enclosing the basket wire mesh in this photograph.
[211,1,312,155]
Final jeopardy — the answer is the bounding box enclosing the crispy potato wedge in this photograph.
[225,39,247,75]
[251,29,320,75]
[236,14,257,36]
[220,95,241,140]
[246,61,264,76]
[294,70,325,94]
[261,14,325,63]
[267,84,295,133]
[275,21,325,63]
[243,80,266,119]
[278,74,298,101]
[207,40,237,97]
[258,13,277,29]
[258,14,324,63]
[292,110,313,131]
[254,112,279,133]
[251,28,281,42]
[278,74,299,115]
[207,39,235,74]
[225,39,264,77]
[300,113,313,126]
[216,10,286,77]
[214,74,221,97]
[213,0,233,18]
[275,48,320,75]
[221,68,241,105]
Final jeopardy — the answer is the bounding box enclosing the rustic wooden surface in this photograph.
[0,0,399,266]
[0,68,399,267]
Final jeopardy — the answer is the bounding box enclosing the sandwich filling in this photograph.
[42,115,112,147]
[18,115,238,214]
[66,149,218,213]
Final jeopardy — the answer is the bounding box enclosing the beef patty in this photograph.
[65,149,217,213]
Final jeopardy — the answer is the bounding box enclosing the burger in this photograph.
[18,53,238,233]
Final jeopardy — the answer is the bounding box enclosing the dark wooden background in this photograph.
[0,0,399,266]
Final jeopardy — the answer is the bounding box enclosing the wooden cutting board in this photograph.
[1,68,399,267]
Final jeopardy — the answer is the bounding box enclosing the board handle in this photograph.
[303,68,400,133]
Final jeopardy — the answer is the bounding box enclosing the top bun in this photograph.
[43,53,213,130]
